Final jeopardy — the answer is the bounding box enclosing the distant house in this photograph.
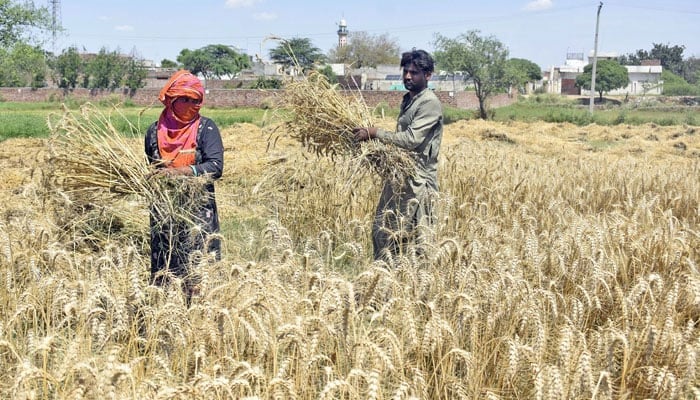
[545,52,663,96]
[545,52,587,95]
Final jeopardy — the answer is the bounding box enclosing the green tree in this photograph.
[14,43,47,88]
[160,59,178,68]
[317,65,338,84]
[681,56,700,85]
[0,1,54,88]
[176,49,208,78]
[0,43,48,87]
[575,59,629,102]
[83,47,124,89]
[434,30,509,120]
[619,43,685,75]
[123,49,147,91]
[328,31,400,68]
[505,58,542,93]
[177,44,250,81]
[0,0,53,47]
[52,46,83,89]
[269,37,325,72]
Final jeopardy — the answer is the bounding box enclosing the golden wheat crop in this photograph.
[0,114,698,399]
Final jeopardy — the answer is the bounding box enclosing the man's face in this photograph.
[403,62,431,93]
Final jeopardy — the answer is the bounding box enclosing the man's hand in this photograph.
[352,127,377,142]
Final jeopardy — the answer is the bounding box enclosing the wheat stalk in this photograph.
[275,70,416,189]
[44,103,211,246]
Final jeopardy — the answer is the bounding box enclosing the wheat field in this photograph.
[0,114,698,399]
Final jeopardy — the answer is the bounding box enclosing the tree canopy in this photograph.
[0,0,53,47]
[0,43,48,87]
[82,47,125,90]
[178,44,251,81]
[328,32,400,68]
[51,46,82,89]
[575,59,629,101]
[434,30,509,120]
[269,37,325,72]
[160,59,179,69]
[618,43,685,76]
[505,58,542,93]
[681,57,700,85]
[122,48,147,91]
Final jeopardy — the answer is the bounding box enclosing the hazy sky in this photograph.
[55,0,699,69]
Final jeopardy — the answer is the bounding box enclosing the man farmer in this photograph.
[353,49,443,261]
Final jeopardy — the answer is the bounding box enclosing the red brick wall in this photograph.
[0,87,516,110]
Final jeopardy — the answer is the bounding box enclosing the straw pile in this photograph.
[44,103,209,246]
[276,70,416,188]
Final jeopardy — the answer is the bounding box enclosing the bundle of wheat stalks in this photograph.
[278,71,415,188]
[44,103,208,243]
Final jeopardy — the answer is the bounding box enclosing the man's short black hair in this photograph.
[400,49,435,74]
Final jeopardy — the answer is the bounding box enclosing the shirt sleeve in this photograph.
[195,119,224,179]
[375,96,442,151]
[144,122,159,165]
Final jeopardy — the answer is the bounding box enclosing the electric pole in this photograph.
[589,2,603,114]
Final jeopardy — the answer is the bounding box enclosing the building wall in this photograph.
[0,87,517,110]
[548,64,663,96]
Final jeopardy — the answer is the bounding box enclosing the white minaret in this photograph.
[337,18,348,47]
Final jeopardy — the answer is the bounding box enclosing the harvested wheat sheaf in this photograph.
[278,71,416,188]
[44,103,209,242]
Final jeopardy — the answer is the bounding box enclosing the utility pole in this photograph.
[589,2,603,114]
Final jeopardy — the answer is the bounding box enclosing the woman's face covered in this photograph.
[158,70,205,124]
[171,97,201,123]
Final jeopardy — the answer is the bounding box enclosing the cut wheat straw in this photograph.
[44,103,209,244]
[277,71,416,189]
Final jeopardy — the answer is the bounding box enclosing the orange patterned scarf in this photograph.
[156,70,204,168]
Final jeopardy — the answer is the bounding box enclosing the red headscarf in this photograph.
[156,70,204,168]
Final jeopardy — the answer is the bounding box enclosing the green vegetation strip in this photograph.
[0,102,265,141]
[1,98,698,141]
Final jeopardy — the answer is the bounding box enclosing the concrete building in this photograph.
[545,51,663,96]
[545,52,587,95]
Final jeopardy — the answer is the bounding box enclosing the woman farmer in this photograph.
[144,69,224,299]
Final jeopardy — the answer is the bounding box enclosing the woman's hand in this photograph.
[148,166,193,179]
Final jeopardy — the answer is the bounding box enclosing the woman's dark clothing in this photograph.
[144,116,224,284]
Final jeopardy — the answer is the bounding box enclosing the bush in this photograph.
[661,70,700,96]
[249,77,282,89]
[663,83,700,96]
[530,93,571,105]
